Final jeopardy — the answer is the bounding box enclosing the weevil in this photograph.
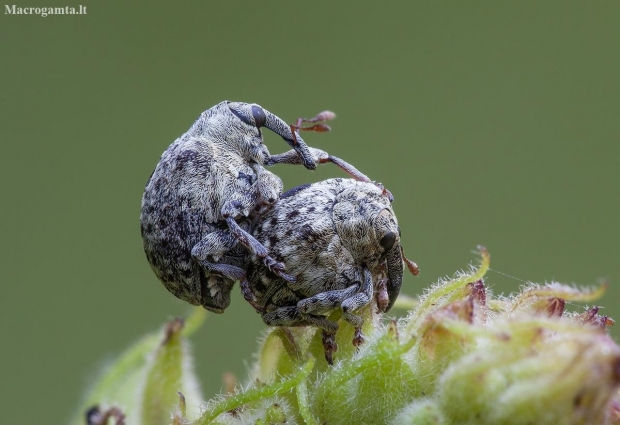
[141,101,382,313]
[242,178,419,363]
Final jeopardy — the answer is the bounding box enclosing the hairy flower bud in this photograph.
[76,249,620,425]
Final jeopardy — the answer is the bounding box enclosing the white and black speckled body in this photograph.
[243,178,412,361]
[140,101,318,313]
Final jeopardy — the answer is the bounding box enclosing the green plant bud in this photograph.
[198,358,314,424]
[439,322,620,424]
[139,317,202,425]
[508,282,608,318]
[264,402,287,423]
[411,296,476,395]
[391,399,445,425]
[71,308,205,425]
[72,332,161,425]
[405,246,490,335]
[75,249,620,425]
[313,320,418,424]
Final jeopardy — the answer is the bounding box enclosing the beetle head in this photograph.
[333,183,405,312]
[224,102,270,164]
[227,102,316,170]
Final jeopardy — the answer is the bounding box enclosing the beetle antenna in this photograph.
[291,110,336,134]
[400,246,419,276]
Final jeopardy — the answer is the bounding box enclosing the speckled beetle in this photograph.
[140,101,382,314]
[242,178,419,363]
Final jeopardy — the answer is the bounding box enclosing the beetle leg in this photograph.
[197,261,246,281]
[261,307,339,332]
[266,147,366,179]
[222,198,293,282]
[262,307,341,363]
[294,269,374,348]
[266,148,392,200]
[262,108,316,170]
[325,155,393,201]
[240,277,264,313]
[322,330,337,365]
[340,267,374,346]
[296,283,360,315]
[222,199,268,257]
[264,146,327,166]
[191,229,246,281]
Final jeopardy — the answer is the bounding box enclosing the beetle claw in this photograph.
[263,257,296,282]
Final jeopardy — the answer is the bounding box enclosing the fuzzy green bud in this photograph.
[76,249,620,425]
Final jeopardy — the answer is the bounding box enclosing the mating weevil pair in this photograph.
[140,101,418,364]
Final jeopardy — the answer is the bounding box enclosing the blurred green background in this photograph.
[1,2,619,423]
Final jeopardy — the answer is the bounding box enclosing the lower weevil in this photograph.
[242,178,419,363]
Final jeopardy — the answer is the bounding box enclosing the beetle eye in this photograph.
[251,105,266,128]
[379,232,396,252]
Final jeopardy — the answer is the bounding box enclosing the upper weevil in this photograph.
[140,101,382,313]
